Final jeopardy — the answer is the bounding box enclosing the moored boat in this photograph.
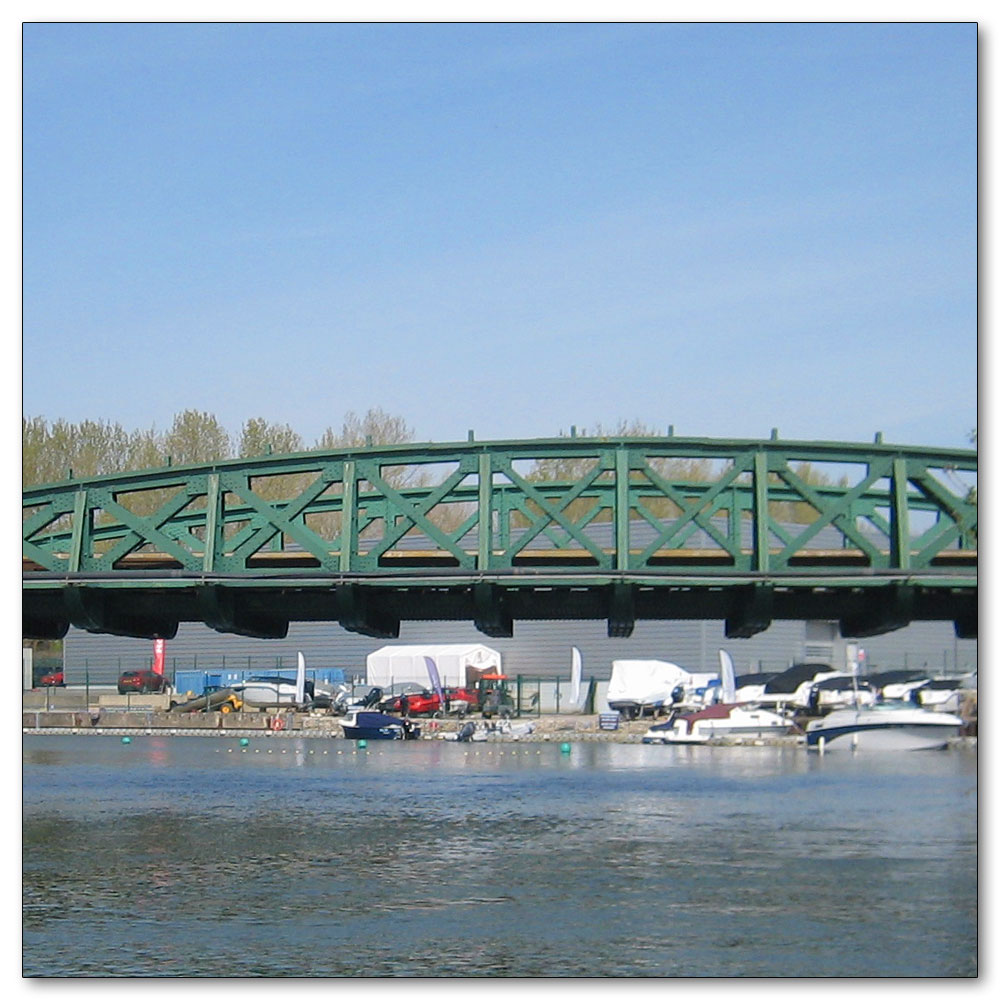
[805,704,963,751]
[642,703,798,744]
[339,710,420,740]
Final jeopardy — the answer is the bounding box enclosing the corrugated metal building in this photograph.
[61,617,976,687]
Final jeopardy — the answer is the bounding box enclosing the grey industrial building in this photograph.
[61,617,976,688]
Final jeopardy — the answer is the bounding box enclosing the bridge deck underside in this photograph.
[23,571,976,644]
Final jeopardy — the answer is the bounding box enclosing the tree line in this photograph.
[22,408,416,488]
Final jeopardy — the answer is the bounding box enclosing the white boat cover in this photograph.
[606,660,690,707]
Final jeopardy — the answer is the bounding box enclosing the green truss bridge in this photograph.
[23,435,977,643]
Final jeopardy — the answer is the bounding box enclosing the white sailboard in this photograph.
[718,649,737,704]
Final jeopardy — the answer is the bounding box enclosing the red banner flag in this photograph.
[152,638,166,675]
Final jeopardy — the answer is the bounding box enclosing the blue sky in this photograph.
[21,22,977,451]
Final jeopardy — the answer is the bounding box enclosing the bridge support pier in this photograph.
[840,583,914,638]
[725,583,774,639]
[22,614,69,640]
[954,611,977,640]
[607,582,635,638]
[473,582,513,638]
[199,586,289,640]
[336,585,400,639]
[64,587,177,641]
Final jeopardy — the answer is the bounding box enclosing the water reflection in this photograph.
[23,735,977,978]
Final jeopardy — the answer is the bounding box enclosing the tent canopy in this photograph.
[366,644,502,688]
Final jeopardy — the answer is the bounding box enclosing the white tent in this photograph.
[366,643,502,688]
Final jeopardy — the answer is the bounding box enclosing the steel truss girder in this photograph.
[23,436,976,639]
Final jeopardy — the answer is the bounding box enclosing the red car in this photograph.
[39,669,64,687]
[380,686,479,716]
[118,670,168,695]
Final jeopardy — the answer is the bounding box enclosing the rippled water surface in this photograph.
[23,734,977,977]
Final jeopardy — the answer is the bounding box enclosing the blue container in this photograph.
[172,667,346,697]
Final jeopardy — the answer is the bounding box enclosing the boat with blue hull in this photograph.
[339,710,420,740]
[805,704,963,751]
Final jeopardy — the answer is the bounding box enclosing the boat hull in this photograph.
[642,709,796,743]
[642,706,797,745]
[806,709,962,751]
[644,723,797,745]
[341,725,419,740]
[339,710,420,740]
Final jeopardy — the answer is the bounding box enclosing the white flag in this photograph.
[571,647,582,705]
[295,651,306,705]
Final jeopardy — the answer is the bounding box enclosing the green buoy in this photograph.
[239,738,250,747]
[560,742,571,753]
[358,739,368,748]
[121,736,131,745]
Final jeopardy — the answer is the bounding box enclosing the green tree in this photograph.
[238,418,304,458]
[236,418,309,506]
[22,416,139,486]
[163,410,231,466]
[125,427,167,472]
[315,407,417,450]
[22,416,55,486]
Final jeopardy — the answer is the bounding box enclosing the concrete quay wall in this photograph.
[21,710,805,745]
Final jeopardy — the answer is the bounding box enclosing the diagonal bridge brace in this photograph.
[771,460,889,567]
[224,469,342,570]
[361,460,477,566]
[495,458,610,565]
[633,454,752,566]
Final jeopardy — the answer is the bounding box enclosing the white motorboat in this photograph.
[915,678,964,713]
[440,719,536,742]
[811,674,877,712]
[642,703,798,744]
[237,674,312,707]
[805,703,964,751]
[752,662,844,710]
[866,669,930,703]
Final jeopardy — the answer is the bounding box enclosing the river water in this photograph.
[22,733,977,978]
